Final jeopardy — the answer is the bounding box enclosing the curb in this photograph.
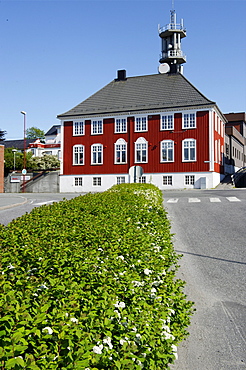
[0,196,28,211]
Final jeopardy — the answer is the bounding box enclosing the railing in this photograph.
[160,50,186,59]
[159,23,186,34]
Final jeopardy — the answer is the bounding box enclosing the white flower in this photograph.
[70,317,78,324]
[114,301,125,309]
[120,339,126,345]
[7,263,15,270]
[93,344,103,354]
[117,255,124,260]
[162,331,175,340]
[38,283,48,290]
[42,327,53,335]
[144,268,152,275]
[103,337,113,349]
[151,288,157,293]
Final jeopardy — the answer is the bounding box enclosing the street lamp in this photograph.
[12,149,17,171]
[21,111,27,192]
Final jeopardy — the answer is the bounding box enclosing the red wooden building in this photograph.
[57,10,226,192]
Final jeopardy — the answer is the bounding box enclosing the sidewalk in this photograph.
[0,194,27,210]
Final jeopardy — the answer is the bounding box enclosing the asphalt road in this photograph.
[0,193,84,226]
[1,190,246,369]
[163,189,246,370]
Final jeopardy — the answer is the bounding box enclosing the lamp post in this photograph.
[12,149,17,171]
[21,111,27,192]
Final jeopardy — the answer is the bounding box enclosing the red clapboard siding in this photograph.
[63,110,212,175]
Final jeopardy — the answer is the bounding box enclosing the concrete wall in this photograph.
[5,171,60,193]
[0,145,4,193]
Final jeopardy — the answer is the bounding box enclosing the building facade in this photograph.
[57,10,226,193]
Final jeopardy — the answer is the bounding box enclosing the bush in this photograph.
[0,184,194,369]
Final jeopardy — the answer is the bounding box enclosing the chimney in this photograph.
[115,70,127,81]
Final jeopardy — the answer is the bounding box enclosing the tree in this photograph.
[29,154,60,170]
[0,129,6,142]
[26,127,45,141]
[4,148,33,175]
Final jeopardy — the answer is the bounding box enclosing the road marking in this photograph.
[33,200,58,206]
[167,198,179,203]
[210,198,221,202]
[188,198,201,203]
[226,197,241,202]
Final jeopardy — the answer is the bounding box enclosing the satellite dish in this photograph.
[158,63,170,74]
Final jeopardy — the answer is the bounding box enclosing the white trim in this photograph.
[115,117,127,133]
[160,114,174,131]
[182,138,196,162]
[91,119,103,135]
[182,111,196,129]
[73,120,84,136]
[91,143,103,165]
[73,144,84,165]
[134,115,148,132]
[135,137,148,163]
[160,140,174,163]
[114,138,127,164]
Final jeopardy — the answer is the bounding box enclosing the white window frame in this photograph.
[115,117,127,133]
[161,114,174,130]
[135,137,148,163]
[182,139,196,162]
[182,112,196,129]
[91,119,103,135]
[135,116,148,132]
[138,176,146,183]
[93,177,102,186]
[163,175,172,185]
[114,138,127,164]
[73,121,84,136]
[73,145,84,165]
[161,140,174,162]
[185,175,195,185]
[74,177,83,186]
[91,143,103,164]
[116,176,126,184]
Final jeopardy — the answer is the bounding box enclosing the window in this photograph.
[161,140,174,162]
[185,175,195,185]
[73,145,84,165]
[115,138,127,164]
[116,176,126,184]
[163,176,172,185]
[161,115,174,130]
[135,116,147,132]
[183,113,196,129]
[93,177,101,186]
[74,177,83,186]
[115,118,127,133]
[138,176,146,183]
[91,144,103,164]
[91,120,103,134]
[183,139,196,161]
[135,137,148,163]
[73,121,84,136]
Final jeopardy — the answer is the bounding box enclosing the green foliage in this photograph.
[0,129,6,142]
[26,127,45,141]
[29,154,60,170]
[4,148,33,174]
[0,184,194,369]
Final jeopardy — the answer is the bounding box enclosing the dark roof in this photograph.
[3,139,35,150]
[57,72,216,119]
[45,125,61,136]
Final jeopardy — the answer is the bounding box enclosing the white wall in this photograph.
[60,171,222,193]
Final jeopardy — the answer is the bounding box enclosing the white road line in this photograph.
[210,198,221,203]
[166,198,179,203]
[226,197,241,202]
[188,198,201,203]
[33,200,58,206]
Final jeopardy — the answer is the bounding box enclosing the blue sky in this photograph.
[1,0,246,140]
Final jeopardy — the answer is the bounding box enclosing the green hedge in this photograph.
[0,184,194,369]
